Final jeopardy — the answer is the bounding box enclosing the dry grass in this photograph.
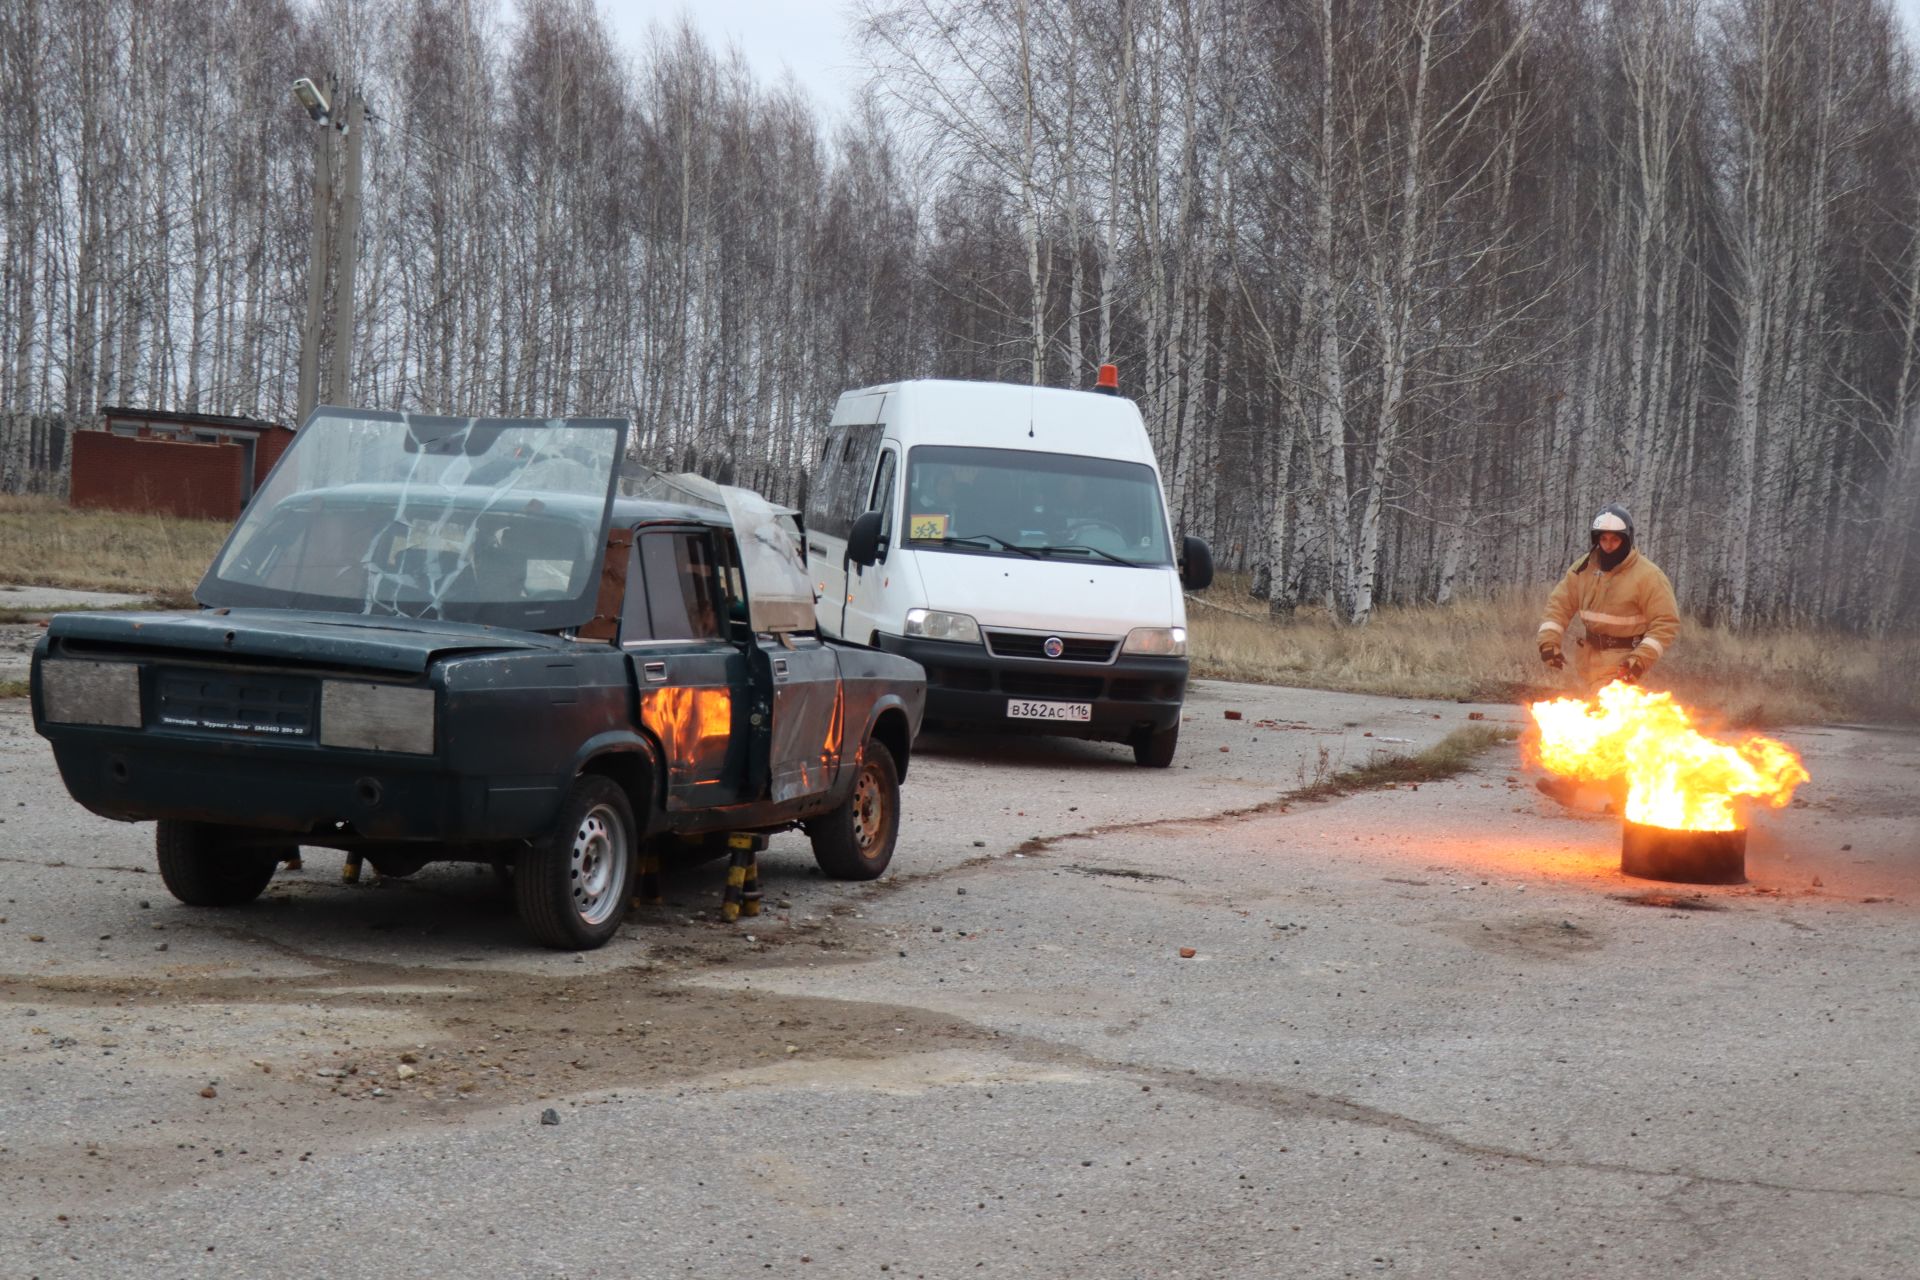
[1290,724,1521,803]
[1189,576,1919,727]
[0,495,226,606]
[0,678,26,701]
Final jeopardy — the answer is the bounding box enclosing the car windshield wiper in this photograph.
[936,532,1042,560]
[1035,543,1141,568]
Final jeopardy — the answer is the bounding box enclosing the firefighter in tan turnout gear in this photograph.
[1536,505,1680,696]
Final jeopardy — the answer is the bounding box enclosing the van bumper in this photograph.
[874,634,1186,742]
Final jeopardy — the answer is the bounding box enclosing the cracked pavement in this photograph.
[0,680,1915,1278]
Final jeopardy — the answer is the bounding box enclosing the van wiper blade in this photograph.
[1036,543,1141,568]
[939,532,1042,559]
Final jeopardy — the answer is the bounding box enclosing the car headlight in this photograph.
[904,608,982,645]
[320,681,436,754]
[40,660,143,727]
[1122,626,1187,657]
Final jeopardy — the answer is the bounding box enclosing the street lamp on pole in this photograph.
[293,76,333,427]
[291,75,366,427]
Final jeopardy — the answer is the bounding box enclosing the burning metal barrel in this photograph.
[1620,820,1747,885]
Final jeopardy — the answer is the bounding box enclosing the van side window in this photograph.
[637,531,725,641]
[870,449,897,543]
[806,423,884,538]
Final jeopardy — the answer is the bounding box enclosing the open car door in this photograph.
[721,486,844,804]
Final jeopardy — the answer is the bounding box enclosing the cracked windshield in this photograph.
[199,410,622,627]
[903,444,1173,566]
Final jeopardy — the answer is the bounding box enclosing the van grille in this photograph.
[983,631,1118,663]
[154,668,317,740]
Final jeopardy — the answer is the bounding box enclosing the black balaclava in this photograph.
[1589,504,1634,571]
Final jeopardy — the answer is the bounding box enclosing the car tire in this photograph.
[156,820,280,907]
[809,739,900,880]
[1132,723,1179,768]
[515,775,635,950]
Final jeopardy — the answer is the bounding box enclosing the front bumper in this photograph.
[875,633,1186,741]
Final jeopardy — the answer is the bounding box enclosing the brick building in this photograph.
[69,407,294,522]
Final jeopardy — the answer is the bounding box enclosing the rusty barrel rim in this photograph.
[1620,820,1747,886]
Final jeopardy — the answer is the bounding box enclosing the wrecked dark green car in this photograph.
[31,409,925,949]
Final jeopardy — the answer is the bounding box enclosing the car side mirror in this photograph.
[847,510,885,568]
[1180,535,1214,591]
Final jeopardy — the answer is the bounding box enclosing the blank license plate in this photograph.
[1007,699,1091,722]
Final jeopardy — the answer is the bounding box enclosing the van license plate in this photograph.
[1007,699,1091,722]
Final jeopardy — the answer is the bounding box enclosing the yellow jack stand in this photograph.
[633,848,664,908]
[719,833,766,922]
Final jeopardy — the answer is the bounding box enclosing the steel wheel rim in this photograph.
[570,803,627,926]
[851,762,888,852]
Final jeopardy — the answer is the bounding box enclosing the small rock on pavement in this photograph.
[154,943,169,952]
[540,1108,561,1126]
[1224,710,1242,721]
[1178,947,1197,959]
[200,1086,217,1099]
[1468,711,1486,720]
[395,1064,417,1080]
[956,887,967,895]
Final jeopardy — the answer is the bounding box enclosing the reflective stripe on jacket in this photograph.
[1536,547,1680,670]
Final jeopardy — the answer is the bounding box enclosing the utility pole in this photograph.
[325,90,366,409]
[294,75,335,426]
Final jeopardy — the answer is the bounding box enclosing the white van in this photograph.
[803,375,1213,766]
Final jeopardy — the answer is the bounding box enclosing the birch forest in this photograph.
[2,0,1917,632]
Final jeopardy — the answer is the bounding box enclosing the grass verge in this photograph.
[1188,579,1919,726]
[1289,724,1519,804]
[0,679,28,701]
[0,495,227,601]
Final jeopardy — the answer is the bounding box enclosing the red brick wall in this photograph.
[254,428,292,488]
[70,432,247,521]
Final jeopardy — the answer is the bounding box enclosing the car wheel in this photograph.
[515,775,635,950]
[1132,723,1179,768]
[156,820,279,907]
[809,739,900,880]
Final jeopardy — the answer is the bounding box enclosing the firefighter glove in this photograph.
[1620,654,1645,683]
[1539,639,1565,671]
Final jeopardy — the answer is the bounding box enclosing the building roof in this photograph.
[99,406,290,434]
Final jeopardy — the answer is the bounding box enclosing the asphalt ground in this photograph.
[0,679,1914,1279]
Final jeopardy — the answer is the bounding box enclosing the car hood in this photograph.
[906,552,1183,635]
[46,608,564,674]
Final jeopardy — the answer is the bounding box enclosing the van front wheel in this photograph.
[1132,723,1179,768]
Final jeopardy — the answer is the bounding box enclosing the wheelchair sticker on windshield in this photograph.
[909,513,949,540]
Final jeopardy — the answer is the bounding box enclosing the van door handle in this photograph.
[642,662,667,683]
[807,541,826,557]
[773,658,788,676]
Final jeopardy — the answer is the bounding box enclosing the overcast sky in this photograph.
[597,0,861,122]
[593,0,1920,127]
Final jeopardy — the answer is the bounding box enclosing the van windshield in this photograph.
[902,445,1173,566]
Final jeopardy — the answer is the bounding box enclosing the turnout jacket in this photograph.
[1536,547,1680,673]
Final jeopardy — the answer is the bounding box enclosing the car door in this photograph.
[624,527,752,810]
[752,632,844,804]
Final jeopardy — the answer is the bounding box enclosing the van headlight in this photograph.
[40,660,143,727]
[1122,626,1187,657]
[320,681,436,754]
[904,609,982,645]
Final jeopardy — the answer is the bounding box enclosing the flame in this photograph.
[1528,682,1809,831]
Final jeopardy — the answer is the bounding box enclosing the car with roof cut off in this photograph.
[30,408,925,949]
